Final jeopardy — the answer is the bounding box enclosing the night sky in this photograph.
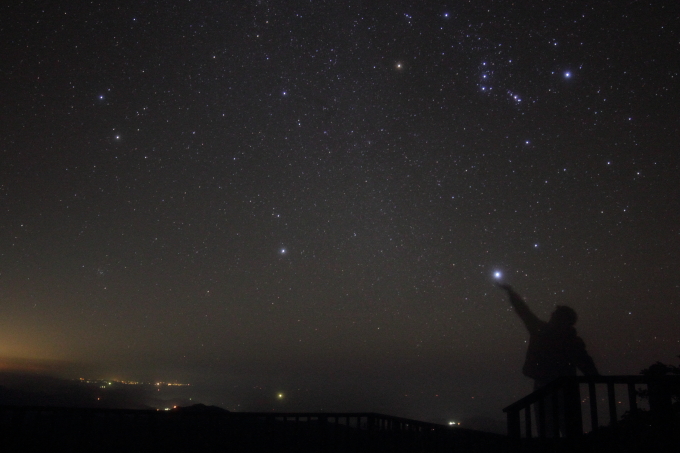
[1,1,679,427]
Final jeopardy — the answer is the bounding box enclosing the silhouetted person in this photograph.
[498,284,599,387]
[498,284,599,437]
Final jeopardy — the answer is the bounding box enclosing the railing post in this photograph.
[627,382,638,416]
[562,379,583,439]
[507,409,521,439]
[552,388,560,437]
[537,396,546,438]
[588,380,599,431]
[524,406,532,438]
[366,414,375,449]
[648,379,674,425]
[607,382,617,426]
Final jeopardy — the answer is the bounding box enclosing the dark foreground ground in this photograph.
[1,405,678,452]
[0,406,509,453]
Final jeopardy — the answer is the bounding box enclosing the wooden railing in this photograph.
[0,406,508,452]
[503,375,679,441]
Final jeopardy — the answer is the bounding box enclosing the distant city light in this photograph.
[77,378,189,387]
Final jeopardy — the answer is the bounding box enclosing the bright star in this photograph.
[493,271,502,279]
[280,248,286,254]
[564,72,571,78]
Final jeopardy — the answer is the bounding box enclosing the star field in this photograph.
[1,1,679,426]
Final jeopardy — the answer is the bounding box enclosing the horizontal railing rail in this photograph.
[0,407,448,431]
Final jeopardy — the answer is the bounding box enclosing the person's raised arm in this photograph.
[497,284,543,334]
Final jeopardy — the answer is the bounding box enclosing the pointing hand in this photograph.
[496,283,513,292]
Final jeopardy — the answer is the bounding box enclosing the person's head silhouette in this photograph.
[549,305,578,327]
